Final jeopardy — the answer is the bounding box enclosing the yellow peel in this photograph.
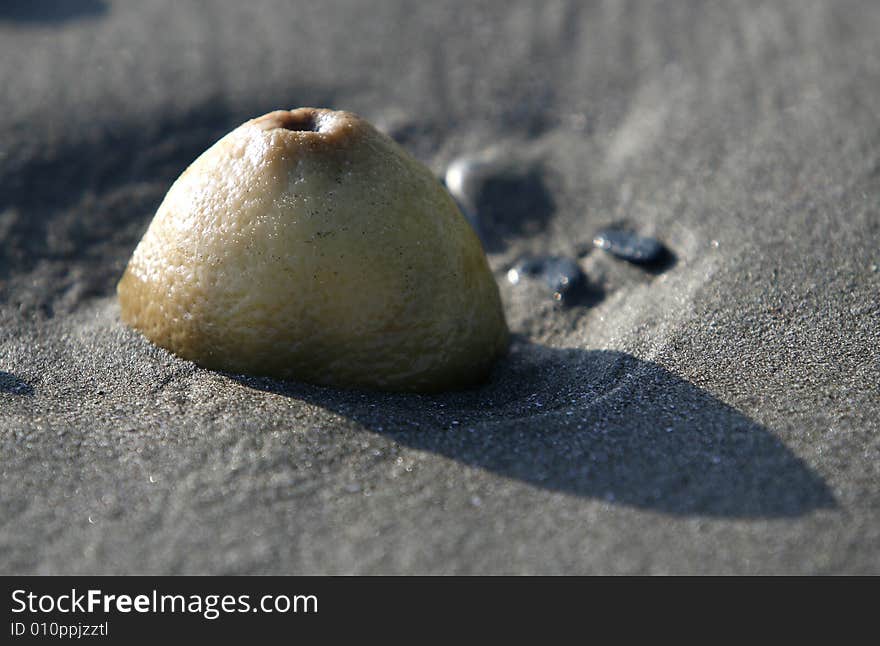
[117,108,509,392]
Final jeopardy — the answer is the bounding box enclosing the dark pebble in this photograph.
[507,255,586,303]
[444,155,554,253]
[593,229,666,264]
[0,371,33,396]
[444,156,487,226]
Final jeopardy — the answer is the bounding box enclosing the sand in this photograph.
[1,0,878,574]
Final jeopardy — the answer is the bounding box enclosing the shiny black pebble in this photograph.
[508,255,586,303]
[593,229,665,264]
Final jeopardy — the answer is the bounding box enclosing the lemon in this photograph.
[118,108,508,392]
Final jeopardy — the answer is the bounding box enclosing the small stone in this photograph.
[0,372,33,396]
[444,155,492,225]
[508,255,586,304]
[444,154,555,253]
[593,229,666,264]
[505,256,544,284]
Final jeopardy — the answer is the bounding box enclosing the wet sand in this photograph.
[1,1,878,573]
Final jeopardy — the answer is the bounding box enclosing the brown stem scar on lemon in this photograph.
[117,108,509,392]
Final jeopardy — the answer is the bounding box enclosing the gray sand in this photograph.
[1,0,878,574]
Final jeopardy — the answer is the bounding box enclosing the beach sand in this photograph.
[1,0,878,573]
